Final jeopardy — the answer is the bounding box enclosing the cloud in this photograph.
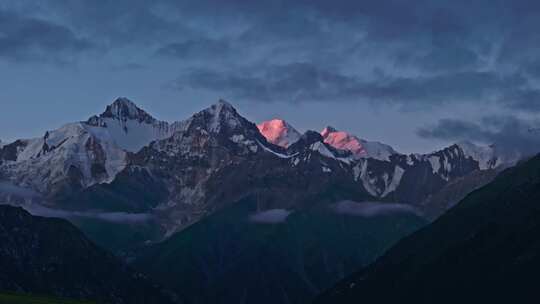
[176,63,537,111]
[157,38,231,61]
[249,209,292,224]
[176,63,357,103]
[109,63,146,71]
[417,115,540,158]
[0,202,153,224]
[2,0,540,115]
[0,9,92,63]
[331,201,421,217]
[0,181,40,198]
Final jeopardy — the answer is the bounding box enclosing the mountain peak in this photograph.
[217,98,234,107]
[208,99,236,115]
[320,127,366,157]
[100,97,156,123]
[320,127,396,161]
[321,126,338,138]
[183,99,253,134]
[257,119,301,148]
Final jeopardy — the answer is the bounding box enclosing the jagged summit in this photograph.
[320,126,397,161]
[215,98,235,109]
[184,99,253,134]
[100,97,157,124]
[257,119,301,148]
[320,126,338,138]
[82,97,174,152]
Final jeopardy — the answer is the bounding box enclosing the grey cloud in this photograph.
[177,63,537,111]
[248,209,292,224]
[522,60,540,79]
[175,63,357,103]
[109,63,146,71]
[157,38,231,60]
[3,0,540,114]
[0,181,40,198]
[331,201,421,217]
[0,9,92,63]
[10,203,153,224]
[399,46,483,73]
[500,87,540,113]
[417,115,540,157]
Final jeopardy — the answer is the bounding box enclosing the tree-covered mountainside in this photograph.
[316,155,540,304]
[135,198,426,304]
[0,205,176,304]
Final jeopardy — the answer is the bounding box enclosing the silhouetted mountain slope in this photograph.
[0,205,176,304]
[316,155,540,304]
[134,198,426,304]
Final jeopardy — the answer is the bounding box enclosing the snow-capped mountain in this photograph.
[257,119,301,148]
[456,140,525,170]
[0,122,127,194]
[85,97,181,152]
[0,98,181,195]
[0,97,522,238]
[124,101,296,234]
[320,126,397,161]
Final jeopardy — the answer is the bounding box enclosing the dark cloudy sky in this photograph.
[1,0,540,153]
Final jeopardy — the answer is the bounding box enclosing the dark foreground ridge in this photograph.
[316,154,540,304]
[0,205,176,304]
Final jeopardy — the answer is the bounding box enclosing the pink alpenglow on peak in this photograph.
[320,126,397,161]
[257,119,301,148]
[321,126,367,157]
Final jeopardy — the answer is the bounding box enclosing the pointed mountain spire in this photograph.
[100,97,157,124]
[185,99,251,134]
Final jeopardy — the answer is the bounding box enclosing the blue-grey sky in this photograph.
[1,0,540,153]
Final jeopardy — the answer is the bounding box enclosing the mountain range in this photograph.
[0,98,514,239]
[0,98,521,251]
[0,97,533,303]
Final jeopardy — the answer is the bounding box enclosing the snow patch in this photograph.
[428,156,441,174]
[382,166,405,197]
[1,202,153,223]
[257,140,295,158]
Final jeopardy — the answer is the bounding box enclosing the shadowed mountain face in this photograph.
[134,198,426,304]
[315,154,540,304]
[0,205,176,304]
